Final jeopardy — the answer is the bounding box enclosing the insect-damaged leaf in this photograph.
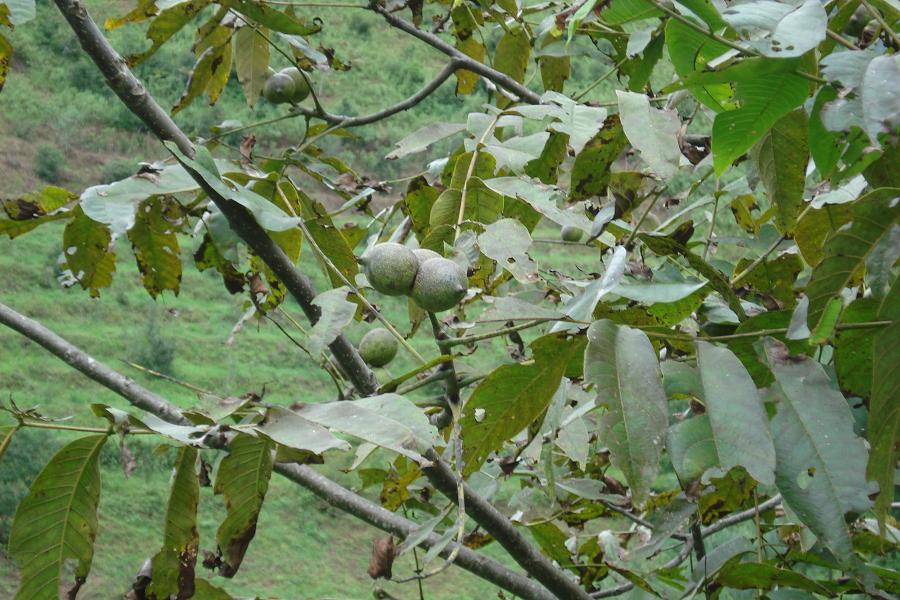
[128,197,184,298]
[147,446,200,599]
[214,434,273,577]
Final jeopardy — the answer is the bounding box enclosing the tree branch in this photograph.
[0,301,555,600]
[53,0,377,397]
[294,62,458,127]
[423,449,594,600]
[368,2,543,105]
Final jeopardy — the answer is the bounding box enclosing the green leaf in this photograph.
[539,52,570,93]
[429,180,503,229]
[810,86,842,177]
[233,25,269,109]
[569,115,628,201]
[8,435,107,600]
[126,0,211,66]
[720,0,827,58]
[584,320,668,507]
[128,197,183,298]
[165,144,300,233]
[639,232,747,320]
[665,19,733,112]
[493,26,530,109]
[172,41,231,114]
[616,91,683,178]
[308,287,356,355]
[613,280,706,304]
[220,0,320,35]
[80,163,200,235]
[709,58,809,174]
[833,298,878,398]
[734,252,804,308]
[751,109,809,234]
[762,339,874,561]
[667,415,718,483]
[385,122,466,160]
[454,36,484,95]
[282,184,358,288]
[726,310,804,386]
[147,446,200,599]
[483,177,594,233]
[63,207,117,297]
[806,188,900,331]
[214,434,273,577]
[716,561,832,595]
[296,394,439,464]
[192,579,235,599]
[695,341,776,485]
[794,203,851,267]
[601,0,662,24]
[461,333,584,476]
[477,218,537,283]
[868,278,900,533]
[255,406,350,455]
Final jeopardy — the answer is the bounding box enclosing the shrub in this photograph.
[101,159,137,183]
[128,311,176,375]
[33,144,66,183]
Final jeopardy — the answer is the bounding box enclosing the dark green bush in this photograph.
[33,144,67,184]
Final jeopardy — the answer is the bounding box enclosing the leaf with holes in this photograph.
[8,434,107,600]
[128,198,183,298]
[63,207,117,298]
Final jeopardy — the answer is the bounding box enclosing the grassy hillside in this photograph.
[0,0,624,195]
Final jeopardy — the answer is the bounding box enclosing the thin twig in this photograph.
[730,203,813,286]
[860,0,900,47]
[121,360,221,398]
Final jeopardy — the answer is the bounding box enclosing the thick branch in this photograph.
[424,449,594,600]
[54,0,376,397]
[295,62,458,127]
[51,4,587,598]
[0,301,554,600]
[369,3,543,105]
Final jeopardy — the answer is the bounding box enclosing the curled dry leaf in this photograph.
[367,535,396,580]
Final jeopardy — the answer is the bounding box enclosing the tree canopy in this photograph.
[0,0,898,599]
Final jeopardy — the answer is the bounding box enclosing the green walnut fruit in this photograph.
[411,257,468,313]
[413,248,441,265]
[360,242,419,296]
[279,67,311,103]
[560,225,583,242]
[358,328,398,367]
[263,72,296,104]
